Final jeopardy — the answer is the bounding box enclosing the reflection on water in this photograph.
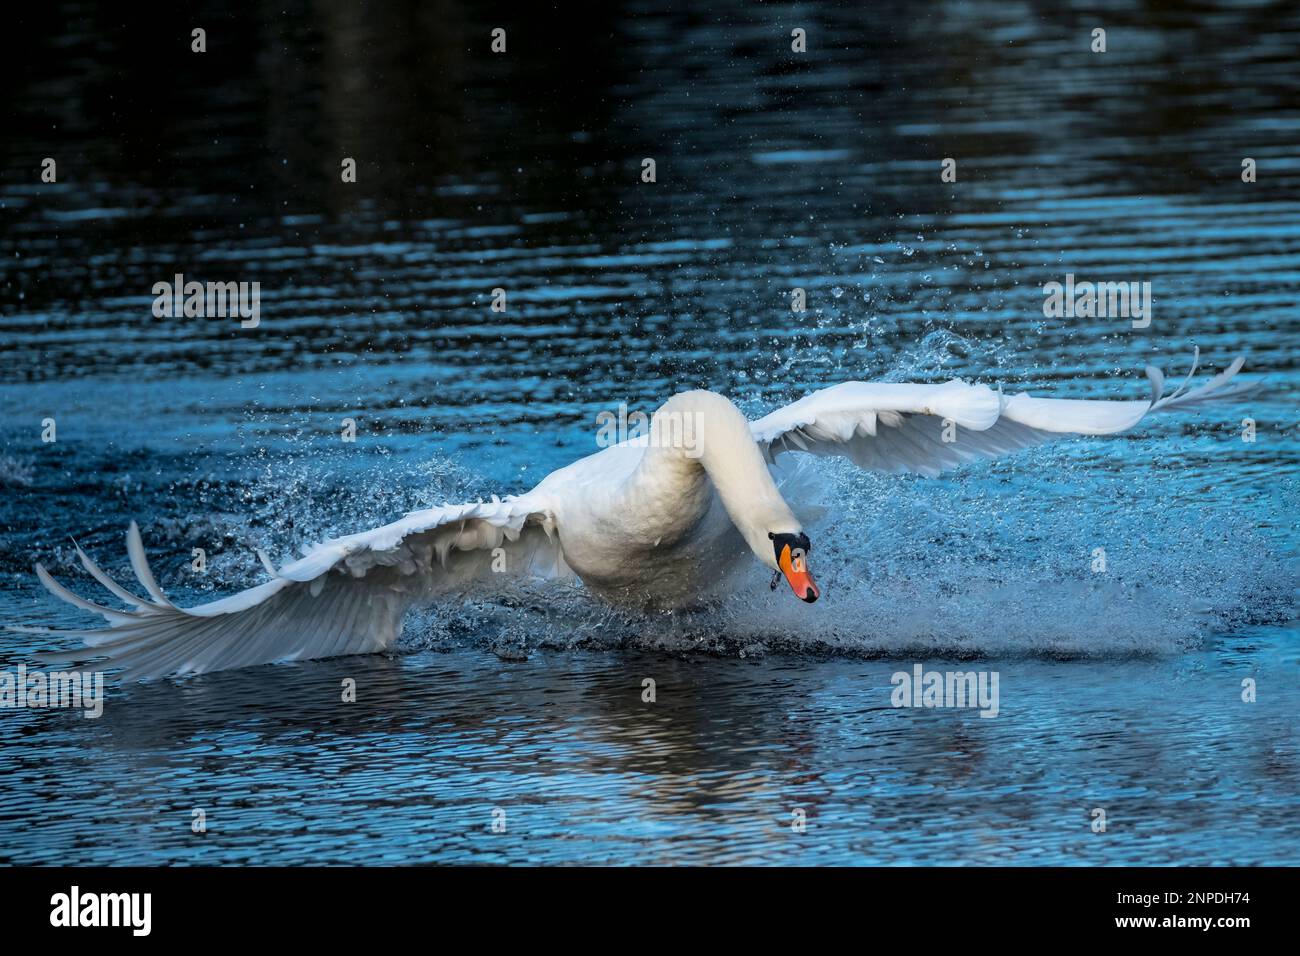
[2,642,1297,865]
[1,0,1297,865]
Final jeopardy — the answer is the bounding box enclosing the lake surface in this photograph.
[1,0,1297,865]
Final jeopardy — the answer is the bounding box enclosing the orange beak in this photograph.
[778,543,820,603]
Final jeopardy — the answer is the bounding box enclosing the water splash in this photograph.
[392,453,1296,661]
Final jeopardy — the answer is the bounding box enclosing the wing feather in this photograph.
[14,495,571,681]
[752,352,1259,477]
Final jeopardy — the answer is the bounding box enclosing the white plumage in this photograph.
[15,350,1258,681]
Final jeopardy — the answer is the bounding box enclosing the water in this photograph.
[1,0,1297,865]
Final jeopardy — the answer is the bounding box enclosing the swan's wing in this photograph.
[750,351,1258,478]
[15,495,571,681]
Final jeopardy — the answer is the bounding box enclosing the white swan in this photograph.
[18,351,1257,681]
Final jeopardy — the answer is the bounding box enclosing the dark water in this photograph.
[1,0,1297,865]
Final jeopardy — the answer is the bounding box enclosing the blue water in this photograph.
[1,0,1297,865]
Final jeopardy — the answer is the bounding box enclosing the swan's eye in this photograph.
[769,532,811,564]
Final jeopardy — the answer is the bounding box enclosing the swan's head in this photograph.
[767,531,820,603]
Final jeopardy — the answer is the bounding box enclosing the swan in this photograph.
[15,350,1258,681]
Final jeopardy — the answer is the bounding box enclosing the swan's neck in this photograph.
[633,390,800,566]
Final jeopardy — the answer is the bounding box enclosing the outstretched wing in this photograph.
[16,495,571,681]
[750,351,1257,478]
